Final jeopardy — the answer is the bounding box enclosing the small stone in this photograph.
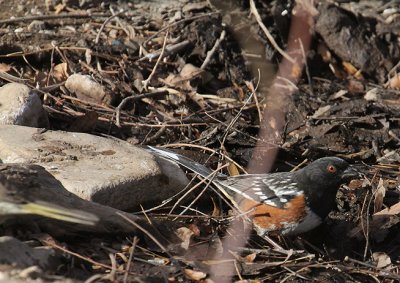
[65,73,115,105]
[0,83,49,128]
[27,20,46,32]
[364,88,381,101]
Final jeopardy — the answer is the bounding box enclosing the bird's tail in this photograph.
[146,146,220,179]
[146,146,244,212]
[21,201,99,225]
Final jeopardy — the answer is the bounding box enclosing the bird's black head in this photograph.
[300,157,358,188]
[294,157,359,217]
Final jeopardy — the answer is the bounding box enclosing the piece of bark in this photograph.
[315,3,399,83]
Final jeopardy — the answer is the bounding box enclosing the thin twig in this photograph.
[290,158,308,172]
[116,212,169,254]
[249,0,295,63]
[168,163,228,216]
[115,91,168,127]
[219,69,261,148]
[0,71,29,83]
[133,178,198,215]
[95,10,126,44]
[123,237,139,283]
[299,39,313,96]
[143,12,219,45]
[138,40,191,61]
[0,12,110,25]
[245,73,262,124]
[142,31,169,90]
[43,239,113,270]
[174,164,232,219]
[201,29,226,69]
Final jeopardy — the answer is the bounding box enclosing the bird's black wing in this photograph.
[218,172,302,209]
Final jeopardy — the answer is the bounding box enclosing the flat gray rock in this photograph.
[0,125,188,211]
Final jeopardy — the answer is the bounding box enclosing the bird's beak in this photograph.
[342,165,361,180]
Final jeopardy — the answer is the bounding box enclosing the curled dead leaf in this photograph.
[0,63,11,72]
[372,252,391,268]
[342,61,363,79]
[53,62,69,81]
[188,223,201,237]
[184,269,207,281]
[312,105,331,118]
[290,62,302,79]
[210,197,221,218]
[374,202,400,216]
[176,227,194,250]
[228,162,240,177]
[373,178,386,213]
[243,252,257,263]
[389,74,400,89]
[347,179,364,190]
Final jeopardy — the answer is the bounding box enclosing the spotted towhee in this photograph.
[147,146,360,236]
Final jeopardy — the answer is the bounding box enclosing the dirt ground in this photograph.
[0,0,400,282]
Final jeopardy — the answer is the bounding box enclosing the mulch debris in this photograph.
[0,0,400,282]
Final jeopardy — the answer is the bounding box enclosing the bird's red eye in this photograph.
[327,165,337,173]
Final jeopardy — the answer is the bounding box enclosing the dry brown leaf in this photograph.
[389,74,400,89]
[329,62,346,79]
[312,105,331,118]
[53,62,69,81]
[374,202,400,216]
[184,269,207,281]
[210,197,221,218]
[342,62,364,80]
[188,223,201,237]
[0,63,11,72]
[180,64,202,78]
[330,89,348,100]
[364,88,381,101]
[342,61,357,75]
[176,227,194,250]
[291,62,302,79]
[348,178,364,190]
[372,252,391,268]
[243,252,257,263]
[347,79,365,93]
[163,64,213,92]
[227,162,240,177]
[163,73,193,91]
[54,3,65,14]
[317,42,331,62]
[85,49,92,65]
[374,178,386,213]
[182,2,209,13]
